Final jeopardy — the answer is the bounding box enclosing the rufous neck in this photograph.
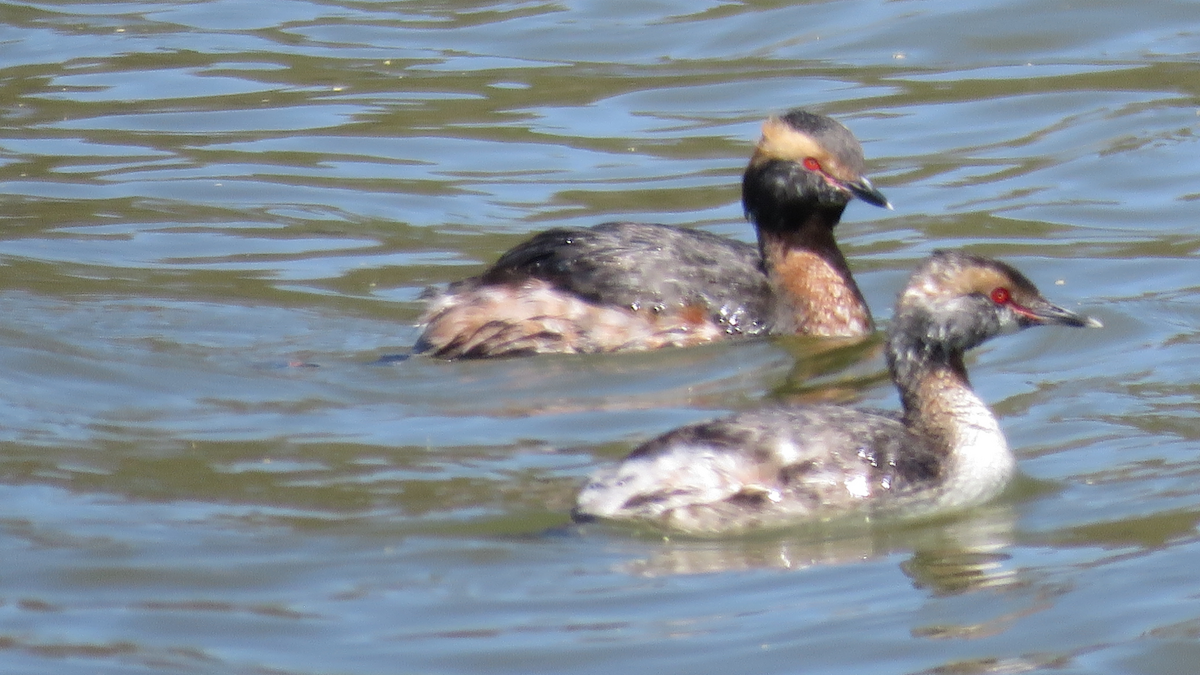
[756,214,872,337]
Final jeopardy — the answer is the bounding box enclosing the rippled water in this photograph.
[2,0,1200,673]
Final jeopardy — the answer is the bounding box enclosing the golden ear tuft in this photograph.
[756,117,825,165]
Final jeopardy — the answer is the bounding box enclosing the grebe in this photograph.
[573,250,1101,534]
[416,109,890,359]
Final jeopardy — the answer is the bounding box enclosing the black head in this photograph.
[742,109,890,229]
[886,250,1100,370]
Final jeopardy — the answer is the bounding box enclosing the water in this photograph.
[2,0,1199,673]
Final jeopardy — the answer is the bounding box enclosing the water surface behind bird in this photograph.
[2,0,1199,673]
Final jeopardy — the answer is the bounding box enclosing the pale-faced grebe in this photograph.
[573,250,1101,534]
[416,109,890,359]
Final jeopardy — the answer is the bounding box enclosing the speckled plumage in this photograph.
[574,405,941,533]
[416,109,890,359]
[573,250,1100,534]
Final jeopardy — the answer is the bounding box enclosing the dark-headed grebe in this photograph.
[573,251,1100,534]
[416,109,890,359]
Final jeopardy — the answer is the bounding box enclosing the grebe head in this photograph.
[887,250,1101,368]
[742,109,890,225]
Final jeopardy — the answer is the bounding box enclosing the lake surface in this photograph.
[2,0,1200,673]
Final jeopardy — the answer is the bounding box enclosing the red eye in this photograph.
[990,287,1011,305]
[802,157,822,172]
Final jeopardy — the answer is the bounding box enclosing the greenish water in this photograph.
[2,0,1200,673]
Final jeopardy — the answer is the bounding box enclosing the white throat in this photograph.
[937,385,1014,509]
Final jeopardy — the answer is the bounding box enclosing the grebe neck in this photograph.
[887,335,1015,509]
[755,208,871,337]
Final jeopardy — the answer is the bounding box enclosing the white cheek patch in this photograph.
[999,318,1022,335]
